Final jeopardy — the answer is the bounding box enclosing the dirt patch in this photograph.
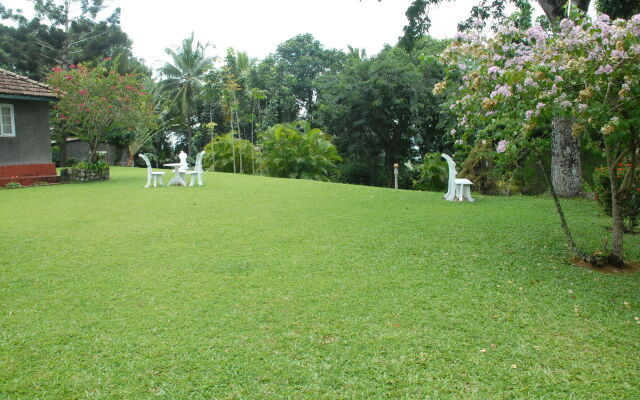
[571,258,640,274]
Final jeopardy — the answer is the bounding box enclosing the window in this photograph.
[0,103,16,137]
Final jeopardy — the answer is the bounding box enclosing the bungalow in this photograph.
[0,68,59,186]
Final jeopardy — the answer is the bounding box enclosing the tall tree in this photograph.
[31,0,125,71]
[275,34,346,117]
[317,40,447,187]
[159,33,214,155]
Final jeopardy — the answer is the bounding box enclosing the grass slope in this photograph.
[1,167,639,399]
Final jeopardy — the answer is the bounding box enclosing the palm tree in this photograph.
[159,33,214,155]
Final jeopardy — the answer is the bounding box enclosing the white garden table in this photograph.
[163,163,188,186]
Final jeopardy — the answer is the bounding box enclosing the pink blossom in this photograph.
[488,66,502,75]
[78,90,88,95]
[69,64,77,69]
[490,84,512,98]
[59,114,68,120]
[496,140,509,153]
[595,64,614,75]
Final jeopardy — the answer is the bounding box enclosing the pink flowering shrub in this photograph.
[437,12,640,262]
[47,61,152,163]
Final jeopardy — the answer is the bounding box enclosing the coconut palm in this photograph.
[159,33,214,155]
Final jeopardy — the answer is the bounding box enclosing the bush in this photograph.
[259,121,341,181]
[413,153,448,192]
[593,164,639,232]
[73,161,109,174]
[460,140,501,195]
[203,133,258,174]
[3,181,22,189]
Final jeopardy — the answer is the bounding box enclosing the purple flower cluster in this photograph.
[490,84,512,98]
[595,64,614,75]
[496,140,509,153]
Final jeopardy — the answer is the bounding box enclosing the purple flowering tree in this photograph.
[436,13,640,267]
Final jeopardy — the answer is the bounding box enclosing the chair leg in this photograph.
[145,175,151,188]
[198,173,203,186]
[159,175,165,186]
[189,174,195,187]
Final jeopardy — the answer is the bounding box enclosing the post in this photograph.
[393,163,399,189]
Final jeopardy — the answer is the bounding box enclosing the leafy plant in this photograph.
[203,133,257,174]
[259,121,341,182]
[3,181,22,189]
[73,161,109,174]
[412,153,448,192]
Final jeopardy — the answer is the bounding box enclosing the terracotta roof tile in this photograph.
[0,68,57,99]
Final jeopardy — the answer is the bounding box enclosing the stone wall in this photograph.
[61,167,110,183]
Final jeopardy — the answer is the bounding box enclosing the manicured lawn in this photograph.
[1,167,639,399]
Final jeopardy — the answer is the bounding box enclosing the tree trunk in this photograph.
[551,117,582,197]
[59,137,68,167]
[127,152,135,167]
[609,175,625,267]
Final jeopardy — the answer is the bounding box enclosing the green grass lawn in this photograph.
[1,167,639,399]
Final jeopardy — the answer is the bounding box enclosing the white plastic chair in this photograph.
[441,153,474,201]
[139,154,165,188]
[186,151,205,186]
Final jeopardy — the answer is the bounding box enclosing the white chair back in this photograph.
[194,151,205,173]
[139,153,153,172]
[441,153,457,200]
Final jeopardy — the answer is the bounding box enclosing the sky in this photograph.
[2,0,547,71]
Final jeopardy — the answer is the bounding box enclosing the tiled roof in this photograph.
[0,68,57,99]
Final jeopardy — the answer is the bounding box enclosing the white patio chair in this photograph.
[441,153,474,201]
[139,154,165,188]
[186,151,206,186]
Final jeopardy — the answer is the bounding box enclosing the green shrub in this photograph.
[203,133,258,174]
[3,181,22,189]
[460,140,501,195]
[259,121,341,182]
[73,161,109,174]
[593,164,639,231]
[413,153,448,192]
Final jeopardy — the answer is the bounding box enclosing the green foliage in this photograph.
[203,133,257,174]
[316,40,449,187]
[593,164,640,231]
[596,0,640,19]
[259,121,341,181]
[460,140,501,195]
[275,34,346,115]
[0,0,132,81]
[159,34,214,154]
[73,161,109,174]
[3,181,22,189]
[412,153,448,191]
